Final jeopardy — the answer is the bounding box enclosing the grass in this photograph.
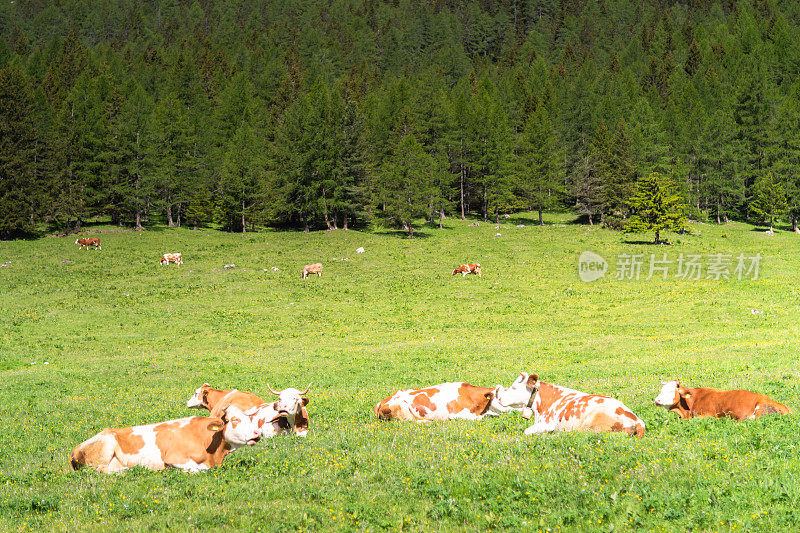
[1,213,799,531]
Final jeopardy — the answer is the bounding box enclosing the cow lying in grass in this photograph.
[186,383,310,437]
[69,405,259,473]
[452,263,481,277]
[496,373,645,436]
[655,380,792,420]
[375,380,519,421]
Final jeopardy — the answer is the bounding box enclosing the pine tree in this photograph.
[750,172,787,232]
[380,117,432,237]
[215,122,261,232]
[111,81,154,229]
[50,72,110,231]
[625,172,687,244]
[516,106,564,225]
[150,92,198,227]
[0,63,39,238]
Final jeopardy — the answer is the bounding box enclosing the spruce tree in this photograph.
[0,63,38,238]
[516,107,564,225]
[625,172,687,244]
[750,172,787,232]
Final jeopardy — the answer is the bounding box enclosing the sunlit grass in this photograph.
[1,214,798,531]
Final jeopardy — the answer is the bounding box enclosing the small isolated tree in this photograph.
[750,172,787,232]
[625,172,687,244]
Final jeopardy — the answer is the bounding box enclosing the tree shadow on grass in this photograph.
[373,228,434,239]
[621,239,670,245]
[748,223,796,233]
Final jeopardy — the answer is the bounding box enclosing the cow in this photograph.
[75,238,101,250]
[186,383,265,417]
[186,383,309,438]
[160,253,183,266]
[250,384,311,438]
[69,405,259,474]
[375,381,518,422]
[302,263,322,279]
[493,372,645,436]
[654,380,792,420]
[452,264,481,277]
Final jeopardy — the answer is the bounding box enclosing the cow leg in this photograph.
[172,460,208,473]
[523,420,558,435]
[103,456,129,474]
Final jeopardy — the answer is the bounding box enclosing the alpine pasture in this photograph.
[1,214,799,531]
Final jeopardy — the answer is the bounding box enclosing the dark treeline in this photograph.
[2,0,800,238]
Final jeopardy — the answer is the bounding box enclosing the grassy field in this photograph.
[1,213,799,532]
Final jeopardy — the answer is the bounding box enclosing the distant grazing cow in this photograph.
[495,373,645,436]
[302,263,322,279]
[452,264,481,277]
[75,238,101,250]
[375,381,518,422]
[69,405,259,473]
[160,253,183,265]
[186,383,309,438]
[655,380,792,420]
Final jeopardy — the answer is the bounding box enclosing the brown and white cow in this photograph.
[160,253,183,265]
[69,405,259,474]
[375,381,514,421]
[302,263,322,279]
[248,385,311,438]
[654,380,792,420]
[452,263,481,277]
[76,238,101,250]
[494,373,645,436]
[186,383,309,438]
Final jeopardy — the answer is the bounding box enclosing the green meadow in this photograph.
[1,214,799,532]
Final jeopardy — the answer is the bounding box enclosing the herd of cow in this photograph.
[70,373,791,474]
[75,237,484,279]
[68,236,790,474]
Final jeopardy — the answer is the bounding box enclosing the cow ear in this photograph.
[484,392,494,401]
[273,402,278,410]
[207,420,223,432]
[527,374,539,387]
[302,397,309,406]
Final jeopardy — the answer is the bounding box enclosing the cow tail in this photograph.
[634,423,645,437]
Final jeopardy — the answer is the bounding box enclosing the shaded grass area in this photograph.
[1,215,799,531]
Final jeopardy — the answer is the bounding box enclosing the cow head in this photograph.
[493,372,540,413]
[187,383,211,409]
[220,405,261,447]
[654,380,691,408]
[267,384,310,418]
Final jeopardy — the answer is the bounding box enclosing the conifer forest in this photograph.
[1,0,799,238]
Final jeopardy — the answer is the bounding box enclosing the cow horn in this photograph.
[300,383,311,395]
[267,384,281,395]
